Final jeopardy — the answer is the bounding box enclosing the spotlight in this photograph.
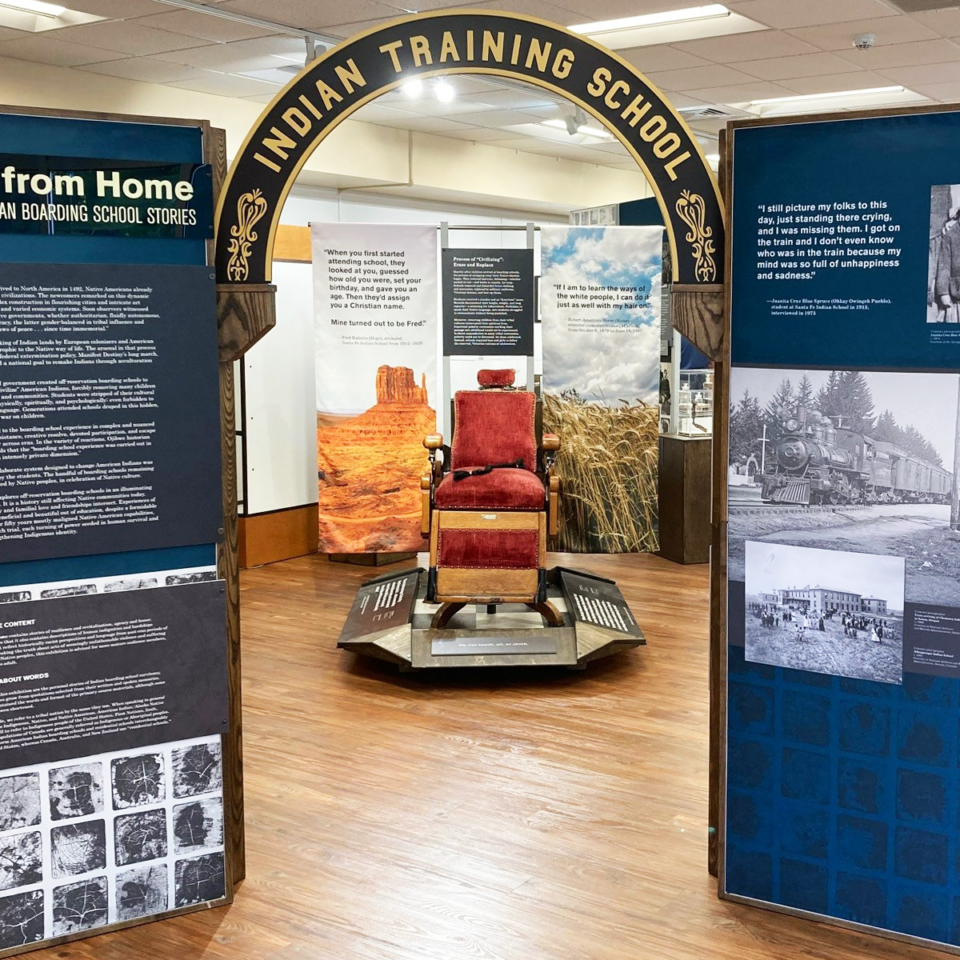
[434,79,456,103]
[401,78,423,98]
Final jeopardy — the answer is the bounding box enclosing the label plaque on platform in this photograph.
[338,570,420,642]
[560,570,643,638]
[431,635,559,656]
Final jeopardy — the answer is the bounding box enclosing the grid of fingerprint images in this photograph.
[0,737,225,949]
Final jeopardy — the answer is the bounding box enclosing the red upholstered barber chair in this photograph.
[421,369,561,629]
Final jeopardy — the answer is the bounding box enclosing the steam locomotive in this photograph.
[760,409,953,506]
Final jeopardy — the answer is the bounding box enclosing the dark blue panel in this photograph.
[0,114,211,592]
[0,116,203,268]
[895,827,949,885]
[896,769,949,827]
[837,815,888,872]
[836,872,888,928]
[838,756,889,816]
[729,739,774,792]
[727,791,774,848]
[779,859,829,915]
[781,748,830,804]
[726,848,773,902]
[0,546,216,587]
[730,683,775,736]
[0,114,200,163]
[895,884,950,942]
[839,701,891,756]
[781,802,829,859]
[782,690,831,746]
[897,709,952,767]
[730,112,960,371]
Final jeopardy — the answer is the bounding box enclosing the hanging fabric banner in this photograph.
[540,225,663,553]
[312,223,438,553]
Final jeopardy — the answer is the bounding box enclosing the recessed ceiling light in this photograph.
[434,80,455,103]
[706,153,720,162]
[401,78,423,98]
[737,84,927,116]
[570,4,730,35]
[540,119,612,139]
[749,85,905,106]
[0,0,65,15]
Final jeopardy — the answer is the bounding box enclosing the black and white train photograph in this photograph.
[929,183,960,323]
[728,367,960,607]
[745,541,905,684]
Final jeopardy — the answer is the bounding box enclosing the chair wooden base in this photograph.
[430,600,563,629]
[431,602,466,630]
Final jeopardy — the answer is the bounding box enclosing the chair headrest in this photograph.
[478,369,516,389]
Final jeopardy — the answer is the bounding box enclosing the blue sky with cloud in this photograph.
[541,225,662,404]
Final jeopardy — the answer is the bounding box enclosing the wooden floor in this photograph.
[41,552,937,960]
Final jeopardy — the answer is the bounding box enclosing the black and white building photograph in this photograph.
[745,541,905,684]
[929,183,960,324]
[728,366,960,608]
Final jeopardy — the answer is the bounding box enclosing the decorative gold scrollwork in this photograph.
[225,189,269,282]
[676,190,717,283]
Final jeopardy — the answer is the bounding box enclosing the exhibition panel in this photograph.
[723,106,960,951]
[0,109,234,955]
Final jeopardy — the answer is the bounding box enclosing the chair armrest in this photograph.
[420,474,432,537]
[541,433,560,452]
[423,434,444,451]
[548,474,561,537]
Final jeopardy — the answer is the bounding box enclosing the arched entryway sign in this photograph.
[214,10,725,354]
[213,7,729,877]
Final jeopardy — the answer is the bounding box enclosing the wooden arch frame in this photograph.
[214,8,729,874]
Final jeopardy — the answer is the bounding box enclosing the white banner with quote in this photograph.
[312,223,438,554]
[540,224,663,553]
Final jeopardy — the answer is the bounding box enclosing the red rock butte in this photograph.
[376,365,428,405]
[318,364,435,553]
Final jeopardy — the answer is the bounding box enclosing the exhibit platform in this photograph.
[337,566,645,670]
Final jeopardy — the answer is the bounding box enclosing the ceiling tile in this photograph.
[52,21,215,55]
[129,9,278,43]
[383,116,485,134]
[662,92,710,109]
[0,35,128,66]
[428,96,527,118]
[673,29,817,62]
[615,45,714,72]
[350,102,420,123]
[75,56,212,83]
[542,0,713,19]
[907,80,960,102]
[166,71,284,97]
[437,126,526,141]
[874,60,960,86]
[732,51,862,80]
[785,16,938,50]
[725,0,899,30]
[0,26,37,42]
[468,108,555,128]
[459,88,559,110]
[643,63,763,92]
[679,80,796,102]
[833,38,960,69]
[154,35,306,71]
[217,0,402,33]
[65,0,170,17]
[776,70,894,95]
[242,93,277,103]
[910,8,960,39]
